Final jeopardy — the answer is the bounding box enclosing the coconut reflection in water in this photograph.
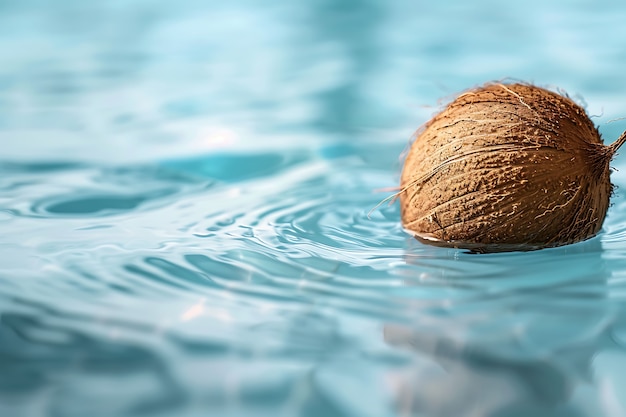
[384,237,620,417]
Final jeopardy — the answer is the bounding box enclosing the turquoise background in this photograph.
[2,1,626,416]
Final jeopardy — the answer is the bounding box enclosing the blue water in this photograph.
[3,1,626,416]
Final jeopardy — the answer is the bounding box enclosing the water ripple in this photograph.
[2,164,210,219]
[3,0,626,413]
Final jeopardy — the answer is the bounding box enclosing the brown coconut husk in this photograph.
[400,83,626,252]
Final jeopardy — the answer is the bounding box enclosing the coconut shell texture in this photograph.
[400,83,619,252]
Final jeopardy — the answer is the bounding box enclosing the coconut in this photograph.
[400,83,626,252]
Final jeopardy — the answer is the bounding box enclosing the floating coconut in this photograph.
[400,83,626,252]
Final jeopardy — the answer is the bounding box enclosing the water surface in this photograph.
[3,1,626,416]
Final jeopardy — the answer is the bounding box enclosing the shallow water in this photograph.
[3,1,626,416]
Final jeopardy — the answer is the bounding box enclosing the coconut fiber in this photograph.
[400,83,626,252]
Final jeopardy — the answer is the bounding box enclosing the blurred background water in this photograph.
[2,1,626,416]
